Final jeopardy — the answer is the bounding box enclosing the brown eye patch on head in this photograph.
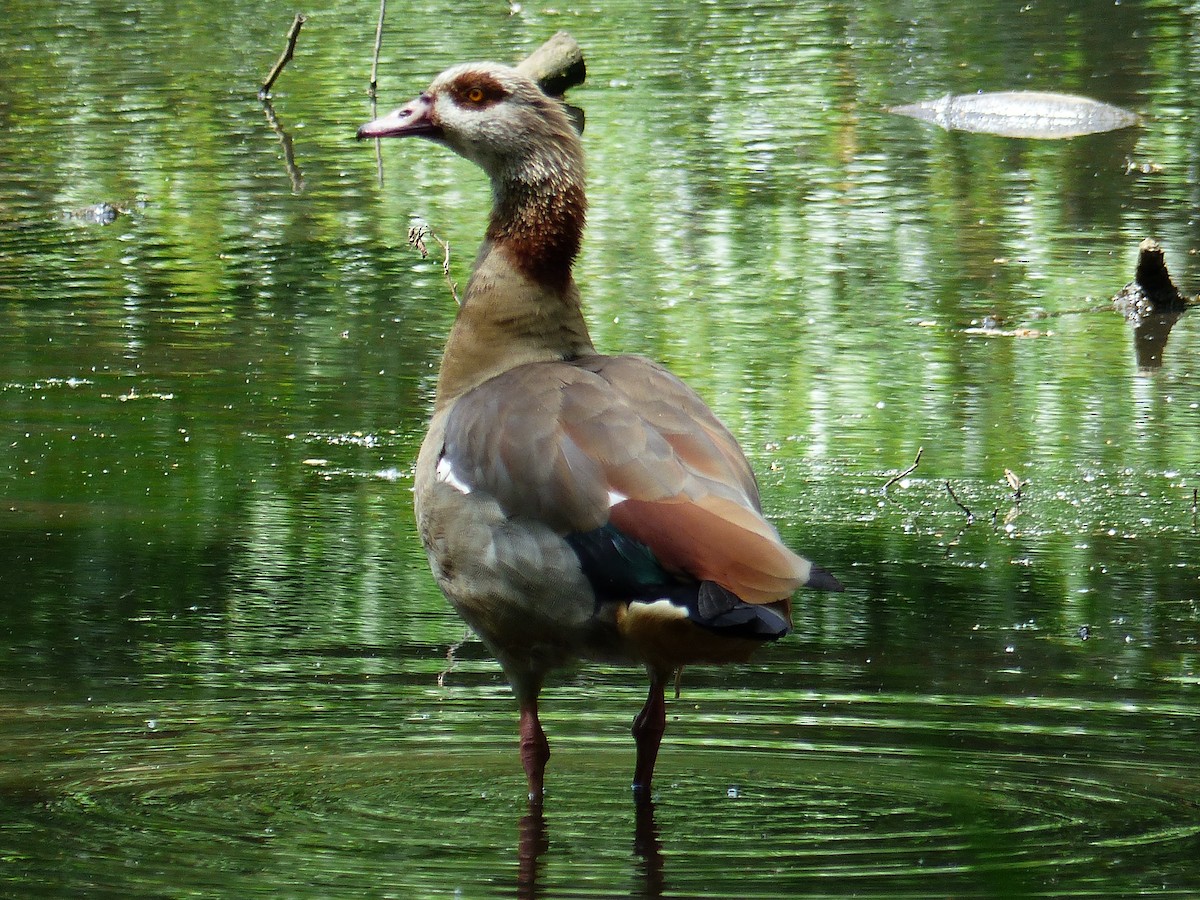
[447,72,508,108]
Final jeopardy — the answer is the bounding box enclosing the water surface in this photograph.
[2,1,1198,896]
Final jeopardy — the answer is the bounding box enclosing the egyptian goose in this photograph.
[358,61,843,801]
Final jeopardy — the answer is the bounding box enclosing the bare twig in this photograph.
[883,446,923,494]
[408,224,460,305]
[368,0,387,99]
[259,14,307,101]
[363,0,387,182]
[371,95,384,185]
[435,235,457,304]
[945,481,974,523]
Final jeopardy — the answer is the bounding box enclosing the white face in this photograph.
[421,64,581,181]
[357,61,584,186]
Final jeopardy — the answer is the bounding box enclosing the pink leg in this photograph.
[631,670,668,795]
[518,696,550,803]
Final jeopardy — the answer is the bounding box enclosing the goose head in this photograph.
[359,61,588,289]
[358,62,583,187]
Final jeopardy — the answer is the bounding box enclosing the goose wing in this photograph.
[435,354,841,604]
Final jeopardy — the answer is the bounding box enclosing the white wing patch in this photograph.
[627,598,691,622]
[435,455,473,495]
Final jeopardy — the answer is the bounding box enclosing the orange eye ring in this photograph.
[467,87,485,104]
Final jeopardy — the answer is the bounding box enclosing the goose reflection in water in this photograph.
[517,798,665,899]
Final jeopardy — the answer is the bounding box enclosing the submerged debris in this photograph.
[1113,239,1191,325]
[60,199,145,225]
[889,91,1140,139]
[961,324,1048,338]
[1112,239,1194,371]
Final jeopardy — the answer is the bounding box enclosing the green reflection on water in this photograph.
[2,0,1199,896]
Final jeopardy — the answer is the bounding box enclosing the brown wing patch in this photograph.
[609,498,809,603]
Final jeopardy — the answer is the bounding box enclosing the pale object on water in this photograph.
[888,90,1141,139]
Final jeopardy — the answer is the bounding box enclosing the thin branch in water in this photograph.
[407,224,460,305]
[368,94,384,186]
[259,14,307,101]
[437,628,472,688]
[368,0,387,100]
[883,446,924,494]
[364,0,387,183]
[945,481,974,523]
[435,235,457,305]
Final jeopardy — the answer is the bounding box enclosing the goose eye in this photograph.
[450,75,505,108]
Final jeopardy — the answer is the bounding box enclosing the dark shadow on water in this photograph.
[516,796,665,899]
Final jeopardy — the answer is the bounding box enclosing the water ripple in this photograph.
[3,686,1198,897]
